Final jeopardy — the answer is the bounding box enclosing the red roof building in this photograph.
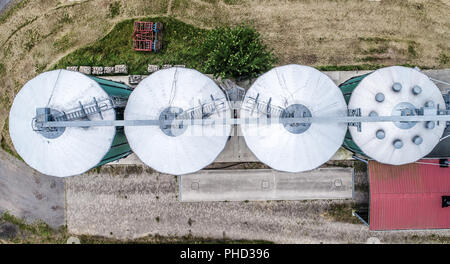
[355,159,450,231]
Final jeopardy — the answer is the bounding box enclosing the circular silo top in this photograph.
[124,67,232,175]
[348,66,445,165]
[240,64,348,172]
[9,70,116,177]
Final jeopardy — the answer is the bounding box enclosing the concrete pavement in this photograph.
[0,150,65,228]
[179,168,353,202]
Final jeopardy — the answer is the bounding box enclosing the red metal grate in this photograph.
[133,21,162,52]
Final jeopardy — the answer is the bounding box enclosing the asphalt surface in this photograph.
[0,150,65,228]
[0,0,14,15]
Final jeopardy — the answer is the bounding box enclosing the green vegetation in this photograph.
[1,16,37,49]
[0,211,68,243]
[223,0,244,4]
[108,1,121,18]
[316,64,431,71]
[0,117,22,161]
[323,202,361,224]
[23,28,40,51]
[316,64,383,71]
[53,17,208,75]
[353,160,368,173]
[438,53,450,66]
[53,34,72,52]
[58,12,73,25]
[76,234,273,244]
[407,42,418,58]
[53,18,275,78]
[0,212,272,244]
[200,26,276,78]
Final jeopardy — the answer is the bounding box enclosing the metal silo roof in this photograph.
[348,66,445,165]
[9,70,116,177]
[124,67,232,175]
[240,64,348,172]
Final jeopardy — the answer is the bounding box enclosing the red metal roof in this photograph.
[369,159,450,231]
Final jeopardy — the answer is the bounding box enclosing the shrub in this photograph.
[108,2,121,18]
[200,26,276,79]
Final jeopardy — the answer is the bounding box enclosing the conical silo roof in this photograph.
[240,64,348,172]
[124,67,232,175]
[9,69,116,177]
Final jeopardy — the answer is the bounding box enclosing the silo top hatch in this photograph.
[124,67,232,175]
[9,70,116,177]
[348,66,446,165]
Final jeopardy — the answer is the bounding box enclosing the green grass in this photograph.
[438,53,450,66]
[76,234,273,244]
[323,202,361,224]
[108,1,121,18]
[1,211,68,243]
[0,116,23,161]
[316,64,431,71]
[316,64,383,71]
[52,17,208,75]
[52,16,417,76]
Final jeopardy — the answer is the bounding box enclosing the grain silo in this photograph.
[9,69,133,177]
[124,67,232,175]
[240,64,348,172]
[339,66,446,165]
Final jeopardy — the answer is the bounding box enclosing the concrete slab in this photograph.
[422,69,450,93]
[179,168,353,202]
[215,126,258,162]
[0,150,65,228]
[323,70,373,86]
[114,153,144,165]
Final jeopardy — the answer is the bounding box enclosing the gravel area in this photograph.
[66,165,450,243]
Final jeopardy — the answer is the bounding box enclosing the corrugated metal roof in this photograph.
[369,159,450,231]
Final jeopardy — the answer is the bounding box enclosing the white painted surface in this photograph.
[348,66,445,165]
[240,65,348,172]
[9,70,116,177]
[124,68,232,175]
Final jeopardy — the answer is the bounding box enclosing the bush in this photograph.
[108,2,121,18]
[200,26,276,79]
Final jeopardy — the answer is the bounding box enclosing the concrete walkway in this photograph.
[179,168,353,202]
